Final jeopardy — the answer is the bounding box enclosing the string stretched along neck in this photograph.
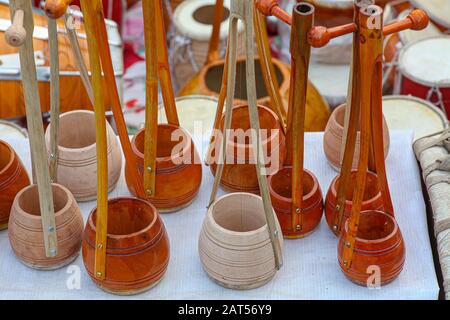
[80,0,109,281]
[284,2,314,232]
[6,0,58,257]
[208,0,283,270]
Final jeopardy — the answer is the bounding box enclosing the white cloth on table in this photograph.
[0,131,439,300]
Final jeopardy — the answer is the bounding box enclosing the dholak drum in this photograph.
[410,0,450,32]
[158,95,219,138]
[382,95,448,141]
[0,120,28,139]
[0,0,123,119]
[384,10,441,89]
[398,37,450,119]
[172,0,245,90]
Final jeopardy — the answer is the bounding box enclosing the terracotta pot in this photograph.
[268,168,323,238]
[209,104,286,194]
[45,110,122,202]
[82,197,170,295]
[323,104,390,171]
[179,56,330,132]
[198,193,284,289]
[126,124,202,212]
[8,183,84,270]
[0,140,30,230]
[338,210,405,286]
[325,171,384,236]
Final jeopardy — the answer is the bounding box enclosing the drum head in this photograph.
[382,95,448,141]
[399,37,450,87]
[159,95,219,137]
[173,0,243,41]
[0,120,27,139]
[410,0,450,30]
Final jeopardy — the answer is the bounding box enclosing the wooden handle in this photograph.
[308,23,356,48]
[383,9,429,36]
[309,8,428,48]
[255,0,291,25]
[81,0,109,281]
[45,0,72,19]
[286,2,314,231]
[5,9,26,47]
[142,0,158,196]
[205,0,224,65]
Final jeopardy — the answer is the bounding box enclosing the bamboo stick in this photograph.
[6,0,58,257]
[80,0,109,280]
[205,0,224,65]
[48,17,60,183]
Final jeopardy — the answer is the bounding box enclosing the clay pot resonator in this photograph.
[45,110,122,202]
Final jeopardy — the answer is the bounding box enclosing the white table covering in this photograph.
[0,131,439,300]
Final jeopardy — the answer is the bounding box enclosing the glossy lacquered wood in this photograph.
[82,198,170,295]
[126,124,202,212]
[268,168,323,238]
[44,110,122,202]
[325,171,384,236]
[209,104,286,194]
[0,140,30,230]
[8,183,83,269]
[338,210,405,286]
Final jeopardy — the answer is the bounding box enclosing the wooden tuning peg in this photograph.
[5,9,26,47]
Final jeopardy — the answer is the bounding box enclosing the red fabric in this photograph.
[123,42,144,70]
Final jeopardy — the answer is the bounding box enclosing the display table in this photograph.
[0,131,439,299]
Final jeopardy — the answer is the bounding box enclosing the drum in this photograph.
[398,37,450,118]
[0,1,123,118]
[410,0,450,32]
[172,0,245,90]
[384,9,441,89]
[158,95,219,138]
[0,120,27,139]
[382,95,448,141]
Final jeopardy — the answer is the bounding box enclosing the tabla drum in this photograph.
[384,9,441,90]
[172,0,245,91]
[382,95,448,141]
[0,120,28,139]
[398,37,450,118]
[410,0,450,32]
[158,95,219,138]
[0,1,123,119]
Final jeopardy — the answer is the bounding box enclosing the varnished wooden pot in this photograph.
[0,140,30,230]
[82,197,170,295]
[268,168,324,238]
[323,104,390,171]
[45,110,122,202]
[8,183,84,270]
[210,104,286,194]
[338,210,405,286]
[198,193,283,289]
[325,171,384,236]
[179,56,330,132]
[126,124,202,212]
